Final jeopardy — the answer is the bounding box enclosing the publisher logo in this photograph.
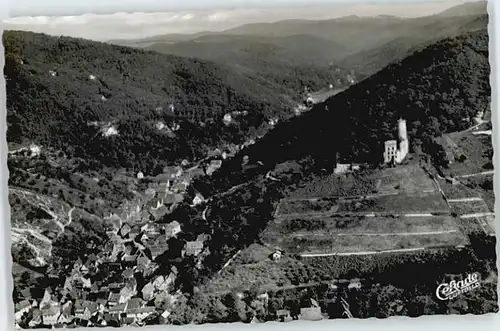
[436,272,481,300]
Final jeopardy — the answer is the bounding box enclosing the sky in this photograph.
[4,0,481,41]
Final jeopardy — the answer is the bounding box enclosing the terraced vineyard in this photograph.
[263,163,470,260]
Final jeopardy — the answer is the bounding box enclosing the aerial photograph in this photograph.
[3,0,497,328]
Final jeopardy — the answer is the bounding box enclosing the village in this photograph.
[10,79,353,329]
[11,141,242,328]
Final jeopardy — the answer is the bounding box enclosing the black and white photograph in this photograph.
[3,0,498,328]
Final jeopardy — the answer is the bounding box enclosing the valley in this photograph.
[4,1,497,328]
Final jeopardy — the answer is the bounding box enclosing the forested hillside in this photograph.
[198,28,490,195]
[4,31,297,174]
[146,34,354,93]
[153,29,493,322]
[335,13,488,78]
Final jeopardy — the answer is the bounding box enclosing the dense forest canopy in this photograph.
[3,30,300,173]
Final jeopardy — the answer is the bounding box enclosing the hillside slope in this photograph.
[146,34,349,67]
[145,34,354,93]
[199,28,490,194]
[335,13,488,78]
[438,1,487,17]
[150,29,492,319]
[4,30,296,174]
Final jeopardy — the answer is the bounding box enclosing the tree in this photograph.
[207,297,229,322]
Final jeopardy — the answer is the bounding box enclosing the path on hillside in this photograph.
[447,197,484,203]
[456,171,494,179]
[65,207,75,227]
[282,189,439,203]
[276,211,439,219]
[460,212,494,219]
[290,230,458,237]
[300,247,429,258]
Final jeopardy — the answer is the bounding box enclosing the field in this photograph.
[440,130,493,177]
[262,220,466,255]
[448,199,490,216]
[277,192,449,217]
[201,244,331,294]
[276,198,337,216]
[478,215,496,235]
[438,179,480,200]
[456,215,495,237]
[263,163,471,257]
[265,216,460,237]
[335,192,448,214]
[460,174,494,211]
[287,164,438,199]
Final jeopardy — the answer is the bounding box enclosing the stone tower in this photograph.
[398,118,407,141]
[397,118,408,161]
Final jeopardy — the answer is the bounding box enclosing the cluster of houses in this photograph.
[14,213,212,328]
[15,192,212,329]
[12,131,270,328]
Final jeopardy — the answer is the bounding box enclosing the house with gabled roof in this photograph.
[192,193,205,206]
[150,205,169,220]
[108,293,121,307]
[299,307,323,321]
[277,309,291,322]
[28,309,42,327]
[82,302,101,321]
[122,254,138,267]
[136,255,151,273]
[74,300,86,318]
[206,159,223,175]
[119,223,132,238]
[122,268,135,280]
[141,222,160,235]
[15,299,32,321]
[118,279,137,304]
[161,192,178,207]
[124,298,143,316]
[41,305,61,325]
[148,244,169,260]
[108,302,128,316]
[172,181,188,193]
[183,240,204,257]
[162,165,183,179]
[141,282,156,302]
[20,288,32,300]
[250,315,261,323]
[160,309,171,324]
[55,301,73,326]
[164,269,177,289]
[130,307,156,322]
[128,225,141,239]
[146,197,164,211]
[165,221,181,237]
